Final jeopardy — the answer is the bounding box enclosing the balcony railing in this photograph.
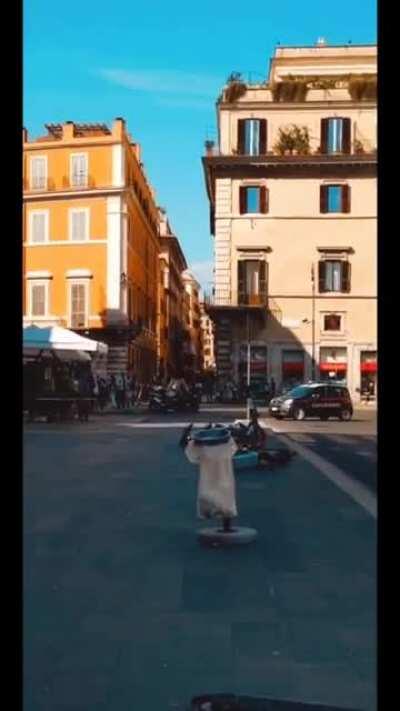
[204,145,377,159]
[204,290,268,308]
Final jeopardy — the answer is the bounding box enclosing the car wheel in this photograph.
[320,414,329,421]
[340,408,352,421]
[293,407,306,421]
[275,414,283,420]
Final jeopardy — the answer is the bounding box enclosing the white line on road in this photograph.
[118,422,232,428]
[275,432,377,519]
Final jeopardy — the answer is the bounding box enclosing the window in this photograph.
[318,260,351,293]
[239,186,269,214]
[320,184,351,213]
[29,282,47,316]
[29,211,48,243]
[69,209,89,241]
[70,154,88,187]
[321,118,351,154]
[30,156,47,190]
[238,260,267,305]
[69,282,88,328]
[237,119,267,155]
[323,314,342,331]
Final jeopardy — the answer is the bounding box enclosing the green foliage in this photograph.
[273,124,311,155]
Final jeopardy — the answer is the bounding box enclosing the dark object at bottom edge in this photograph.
[190,693,362,711]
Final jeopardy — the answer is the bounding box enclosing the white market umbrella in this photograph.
[23,325,108,355]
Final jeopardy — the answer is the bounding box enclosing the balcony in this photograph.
[204,289,268,315]
[203,145,377,164]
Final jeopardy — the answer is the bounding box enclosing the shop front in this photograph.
[238,344,268,388]
[319,347,347,384]
[281,350,305,390]
[360,351,377,401]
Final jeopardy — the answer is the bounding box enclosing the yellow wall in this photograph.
[24,144,113,191]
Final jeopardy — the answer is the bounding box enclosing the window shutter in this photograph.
[237,119,246,154]
[341,261,351,292]
[342,185,351,213]
[71,211,86,241]
[342,118,351,154]
[320,185,328,213]
[259,119,267,153]
[31,284,46,316]
[260,186,269,214]
[31,157,46,189]
[238,261,245,299]
[320,118,328,153]
[318,261,326,292]
[239,186,247,214]
[32,213,46,243]
[259,261,267,300]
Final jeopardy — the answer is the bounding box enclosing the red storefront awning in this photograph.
[361,361,377,373]
[319,362,347,372]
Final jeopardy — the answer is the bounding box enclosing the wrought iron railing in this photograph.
[204,290,268,307]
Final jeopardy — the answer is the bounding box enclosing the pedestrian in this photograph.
[109,375,117,408]
[115,372,126,409]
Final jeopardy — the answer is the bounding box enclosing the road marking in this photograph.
[118,422,232,429]
[355,450,376,459]
[275,433,377,519]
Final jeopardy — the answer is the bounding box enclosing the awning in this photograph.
[319,362,347,372]
[23,325,108,354]
[361,361,377,373]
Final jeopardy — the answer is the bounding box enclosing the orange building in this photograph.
[158,208,188,378]
[23,118,160,381]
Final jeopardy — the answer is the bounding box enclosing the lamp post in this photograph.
[246,311,252,419]
[311,264,316,381]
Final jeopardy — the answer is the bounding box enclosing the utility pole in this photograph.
[246,311,251,419]
[311,263,316,381]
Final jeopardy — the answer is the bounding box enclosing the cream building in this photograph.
[203,41,377,402]
[200,303,216,372]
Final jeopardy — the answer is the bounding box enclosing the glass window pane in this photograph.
[244,120,260,155]
[327,118,344,153]
[332,262,342,291]
[327,186,342,212]
[246,187,260,213]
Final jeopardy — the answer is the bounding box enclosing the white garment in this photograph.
[185,437,238,519]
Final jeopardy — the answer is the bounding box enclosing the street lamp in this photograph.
[311,264,316,381]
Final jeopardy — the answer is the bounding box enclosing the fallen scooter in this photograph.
[179,418,295,471]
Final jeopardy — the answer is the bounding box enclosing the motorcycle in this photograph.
[149,385,200,413]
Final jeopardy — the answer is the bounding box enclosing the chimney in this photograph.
[62,121,75,140]
[22,127,28,143]
[112,117,126,139]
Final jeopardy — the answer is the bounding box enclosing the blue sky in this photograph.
[24,0,376,290]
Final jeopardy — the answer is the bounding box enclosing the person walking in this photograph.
[270,377,276,398]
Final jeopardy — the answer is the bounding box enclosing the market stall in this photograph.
[23,326,108,422]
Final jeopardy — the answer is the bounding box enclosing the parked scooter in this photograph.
[149,384,200,413]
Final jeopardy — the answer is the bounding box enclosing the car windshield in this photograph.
[286,385,313,399]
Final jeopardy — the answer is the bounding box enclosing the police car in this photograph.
[269,382,353,421]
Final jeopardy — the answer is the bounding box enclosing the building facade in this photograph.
[23,119,160,381]
[158,208,188,378]
[182,270,202,374]
[203,42,377,402]
[200,303,216,372]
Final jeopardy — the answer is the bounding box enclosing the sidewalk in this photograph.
[24,427,376,711]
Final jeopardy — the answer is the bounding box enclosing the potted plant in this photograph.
[348,74,377,101]
[205,140,215,156]
[274,125,310,155]
[353,139,365,155]
[224,72,247,103]
[272,76,308,102]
